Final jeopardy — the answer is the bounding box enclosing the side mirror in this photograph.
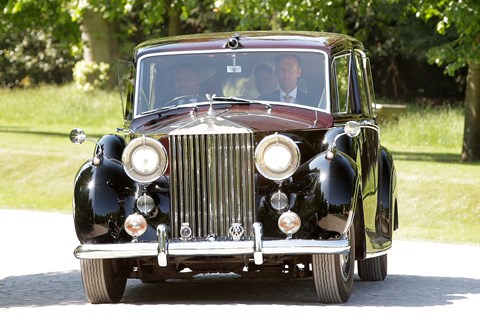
[69,128,87,144]
[344,121,361,137]
[326,121,362,160]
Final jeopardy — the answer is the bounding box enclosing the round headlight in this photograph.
[122,136,168,183]
[255,133,300,181]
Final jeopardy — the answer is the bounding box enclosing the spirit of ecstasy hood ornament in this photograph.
[206,93,216,117]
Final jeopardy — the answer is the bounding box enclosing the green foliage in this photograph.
[218,0,349,32]
[411,0,480,74]
[1,0,81,87]
[73,60,110,91]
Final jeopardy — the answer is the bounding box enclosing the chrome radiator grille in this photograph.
[169,132,255,238]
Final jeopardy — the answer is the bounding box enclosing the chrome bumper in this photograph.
[74,223,350,267]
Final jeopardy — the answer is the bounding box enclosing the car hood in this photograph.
[130,104,334,135]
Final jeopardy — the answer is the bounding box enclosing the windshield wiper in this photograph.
[212,96,272,109]
[139,104,187,116]
[140,96,272,116]
[141,100,214,116]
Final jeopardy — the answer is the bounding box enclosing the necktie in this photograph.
[283,94,293,103]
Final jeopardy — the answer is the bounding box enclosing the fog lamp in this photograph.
[270,191,288,211]
[124,213,147,240]
[278,210,301,237]
[136,194,155,215]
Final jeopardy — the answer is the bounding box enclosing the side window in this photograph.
[354,52,370,116]
[117,60,135,119]
[332,55,353,114]
[364,57,376,115]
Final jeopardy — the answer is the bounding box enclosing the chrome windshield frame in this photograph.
[133,48,331,118]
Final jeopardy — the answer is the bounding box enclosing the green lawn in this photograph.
[381,105,480,245]
[0,84,122,212]
[0,85,478,245]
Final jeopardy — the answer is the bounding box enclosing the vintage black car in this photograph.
[70,31,398,304]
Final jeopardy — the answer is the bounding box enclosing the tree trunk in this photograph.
[461,63,480,161]
[81,9,118,88]
[167,5,181,36]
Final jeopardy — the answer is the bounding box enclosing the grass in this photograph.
[0,84,123,212]
[0,85,478,245]
[380,105,480,245]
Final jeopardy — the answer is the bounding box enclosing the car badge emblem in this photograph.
[180,223,192,241]
[228,223,245,241]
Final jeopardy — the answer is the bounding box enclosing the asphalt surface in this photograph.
[1,209,479,319]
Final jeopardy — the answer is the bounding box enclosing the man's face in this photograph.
[276,55,301,93]
[175,67,199,96]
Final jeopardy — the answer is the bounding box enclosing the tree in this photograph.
[1,0,81,86]
[412,0,480,161]
[218,0,349,32]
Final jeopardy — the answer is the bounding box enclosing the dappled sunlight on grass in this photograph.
[381,105,479,245]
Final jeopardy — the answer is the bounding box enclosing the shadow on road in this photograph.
[1,271,478,307]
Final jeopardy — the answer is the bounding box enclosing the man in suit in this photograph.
[261,54,318,106]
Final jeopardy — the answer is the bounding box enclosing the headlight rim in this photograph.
[122,136,168,183]
[255,133,300,181]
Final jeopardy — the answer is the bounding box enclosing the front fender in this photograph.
[292,151,360,239]
[73,135,137,244]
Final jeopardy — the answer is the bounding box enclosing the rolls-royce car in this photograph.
[70,31,398,304]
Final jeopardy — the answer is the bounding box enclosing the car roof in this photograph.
[134,31,364,60]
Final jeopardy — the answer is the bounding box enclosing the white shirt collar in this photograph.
[280,88,298,102]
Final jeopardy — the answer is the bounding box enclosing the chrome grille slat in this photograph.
[170,131,255,238]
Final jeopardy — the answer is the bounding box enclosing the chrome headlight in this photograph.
[122,136,168,183]
[255,133,300,181]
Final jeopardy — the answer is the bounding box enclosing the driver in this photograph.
[174,64,201,101]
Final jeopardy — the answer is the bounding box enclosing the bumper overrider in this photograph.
[74,222,350,267]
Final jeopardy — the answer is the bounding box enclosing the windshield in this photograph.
[135,50,328,116]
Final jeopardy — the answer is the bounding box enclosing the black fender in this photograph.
[380,146,398,233]
[290,150,360,239]
[73,135,137,244]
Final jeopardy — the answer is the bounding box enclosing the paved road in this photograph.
[1,209,479,319]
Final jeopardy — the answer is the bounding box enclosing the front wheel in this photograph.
[80,258,128,304]
[312,224,355,303]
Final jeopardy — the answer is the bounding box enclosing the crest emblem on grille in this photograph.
[228,223,245,241]
[180,223,192,241]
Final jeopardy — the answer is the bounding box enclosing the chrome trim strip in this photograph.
[134,48,331,117]
[74,239,350,260]
[74,222,350,262]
